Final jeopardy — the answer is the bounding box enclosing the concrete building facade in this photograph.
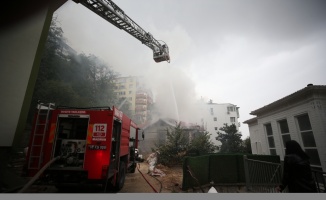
[199,99,240,147]
[113,76,153,124]
[244,84,326,172]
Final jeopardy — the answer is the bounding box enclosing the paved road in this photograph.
[120,163,162,193]
[21,162,161,193]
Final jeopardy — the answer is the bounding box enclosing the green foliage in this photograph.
[216,123,244,153]
[188,131,217,155]
[156,123,217,166]
[242,136,252,154]
[156,122,189,166]
[28,16,120,122]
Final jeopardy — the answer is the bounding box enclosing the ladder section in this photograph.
[74,0,162,51]
[28,103,55,170]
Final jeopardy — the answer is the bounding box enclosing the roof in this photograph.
[243,117,258,124]
[141,117,203,130]
[250,85,326,116]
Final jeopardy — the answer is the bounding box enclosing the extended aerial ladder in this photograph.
[72,0,170,63]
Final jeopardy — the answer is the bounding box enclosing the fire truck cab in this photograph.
[25,103,143,191]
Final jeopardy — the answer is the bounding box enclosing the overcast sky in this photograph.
[55,0,326,139]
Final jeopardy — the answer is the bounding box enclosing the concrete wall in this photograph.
[0,0,67,148]
[201,103,240,146]
[0,6,52,147]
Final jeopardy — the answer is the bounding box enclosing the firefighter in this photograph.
[146,150,159,174]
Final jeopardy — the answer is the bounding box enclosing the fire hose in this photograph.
[136,163,162,193]
[18,156,61,193]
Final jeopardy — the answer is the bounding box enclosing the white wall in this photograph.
[200,103,240,146]
[249,98,326,172]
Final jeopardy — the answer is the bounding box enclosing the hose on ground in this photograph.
[136,163,159,193]
[18,156,61,193]
[149,173,163,193]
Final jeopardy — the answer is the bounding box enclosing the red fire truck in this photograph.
[25,103,143,191]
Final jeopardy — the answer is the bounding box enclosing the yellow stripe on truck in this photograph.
[48,123,56,143]
[87,124,93,144]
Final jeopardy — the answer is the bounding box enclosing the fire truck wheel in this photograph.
[115,161,126,191]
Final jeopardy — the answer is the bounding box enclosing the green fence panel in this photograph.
[209,154,239,183]
[182,155,210,190]
[182,154,281,190]
[236,154,246,183]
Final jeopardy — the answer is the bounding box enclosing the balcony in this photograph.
[136,99,147,105]
[136,94,146,99]
[135,106,146,111]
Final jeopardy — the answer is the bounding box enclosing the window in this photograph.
[129,84,133,88]
[278,119,291,152]
[296,114,321,165]
[129,91,132,94]
[230,117,235,123]
[210,108,214,115]
[214,127,218,130]
[227,106,234,112]
[214,117,217,121]
[265,123,276,155]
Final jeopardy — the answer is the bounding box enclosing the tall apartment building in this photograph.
[199,99,240,147]
[113,76,153,124]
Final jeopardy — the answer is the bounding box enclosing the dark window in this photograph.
[279,119,289,134]
[297,114,312,131]
[265,123,273,136]
[278,119,291,152]
[282,134,291,147]
[268,137,275,148]
[301,131,316,147]
[265,123,276,155]
[305,149,321,165]
[296,113,320,166]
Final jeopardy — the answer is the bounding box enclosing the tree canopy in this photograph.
[215,123,244,153]
[156,122,216,166]
[28,16,126,122]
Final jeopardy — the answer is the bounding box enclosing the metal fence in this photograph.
[244,155,283,193]
[312,169,326,193]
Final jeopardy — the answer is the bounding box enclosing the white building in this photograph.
[199,99,240,147]
[244,84,326,172]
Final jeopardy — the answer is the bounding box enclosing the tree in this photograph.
[188,131,216,155]
[156,122,189,166]
[216,123,244,153]
[30,17,119,109]
[242,136,252,154]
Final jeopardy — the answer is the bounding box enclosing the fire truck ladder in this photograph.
[73,0,170,63]
[28,103,55,170]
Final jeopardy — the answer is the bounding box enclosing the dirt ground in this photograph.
[119,162,184,193]
[120,162,247,193]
